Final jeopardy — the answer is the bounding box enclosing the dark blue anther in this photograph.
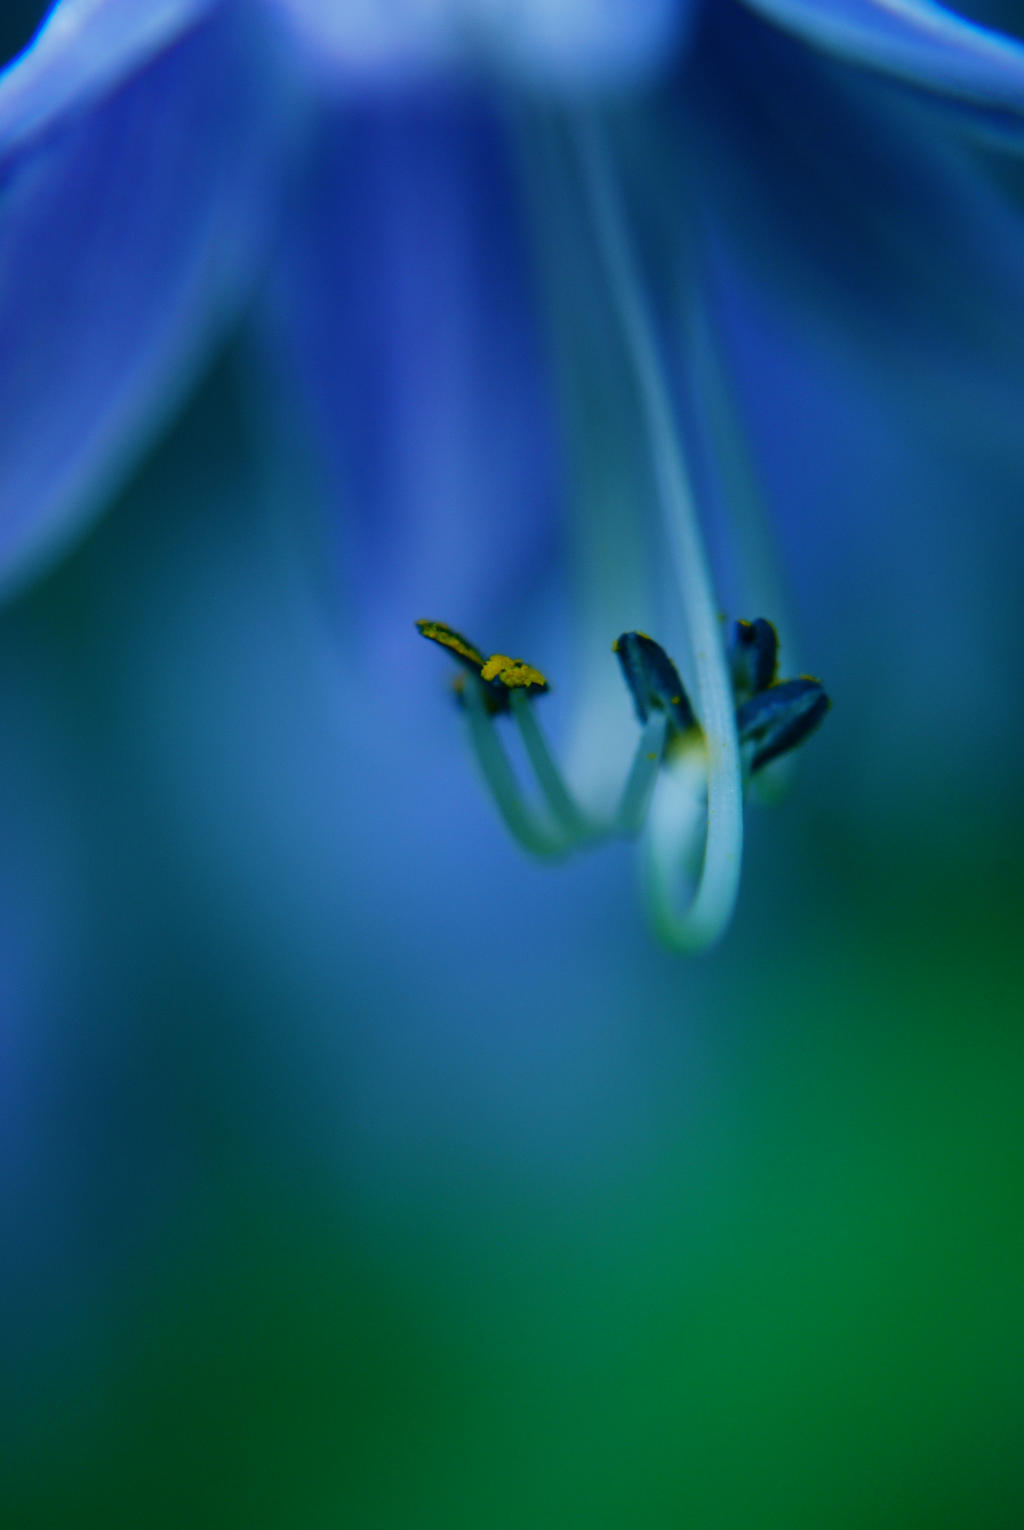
[613,632,696,736]
[736,677,831,773]
[729,617,779,701]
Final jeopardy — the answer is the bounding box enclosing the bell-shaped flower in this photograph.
[3,0,1024,947]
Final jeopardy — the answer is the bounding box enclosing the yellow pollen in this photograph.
[480,653,548,690]
[416,619,486,669]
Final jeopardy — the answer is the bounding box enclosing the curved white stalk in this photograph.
[508,689,600,844]
[570,110,744,949]
[685,250,798,807]
[509,107,655,815]
[468,680,671,858]
[463,679,570,859]
[616,713,669,836]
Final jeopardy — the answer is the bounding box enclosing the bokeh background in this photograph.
[2,3,1023,1527]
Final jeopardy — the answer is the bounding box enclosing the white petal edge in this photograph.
[0,0,219,156]
[740,0,1024,115]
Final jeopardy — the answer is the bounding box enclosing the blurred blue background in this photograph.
[1,4,1023,1527]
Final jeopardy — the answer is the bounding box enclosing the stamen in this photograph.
[615,713,669,837]
[736,677,831,775]
[508,689,599,845]
[687,268,796,651]
[416,619,488,672]
[418,600,830,936]
[481,654,549,695]
[729,617,779,702]
[613,630,697,737]
[643,738,713,947]
[512,110,656,813]
[571,110,744,950]
[462,676,570,859]
[418,619,593,856]
[417,617,549,715]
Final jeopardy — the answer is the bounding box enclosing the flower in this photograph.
[3,0,1024,948]
[3,20,1024,1513]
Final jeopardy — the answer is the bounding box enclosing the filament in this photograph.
[463,679,569,858]
[509,690,599,844]
[616,714,669,837]
[570,109,744,950]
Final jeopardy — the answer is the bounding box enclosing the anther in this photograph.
[613,631,696,737]
[729,617,779,702]
[736,677,831,774]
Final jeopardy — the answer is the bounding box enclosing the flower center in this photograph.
[415,106,830,950]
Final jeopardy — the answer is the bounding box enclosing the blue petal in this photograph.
[682,5,1024,443]
[0,0,218,154]
[702,227,1024,817]
[260,89,563,656]
[738,0,1024,120]
[663,8,1024,811]
[0,2,288,594]
[691,218,1023,820]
